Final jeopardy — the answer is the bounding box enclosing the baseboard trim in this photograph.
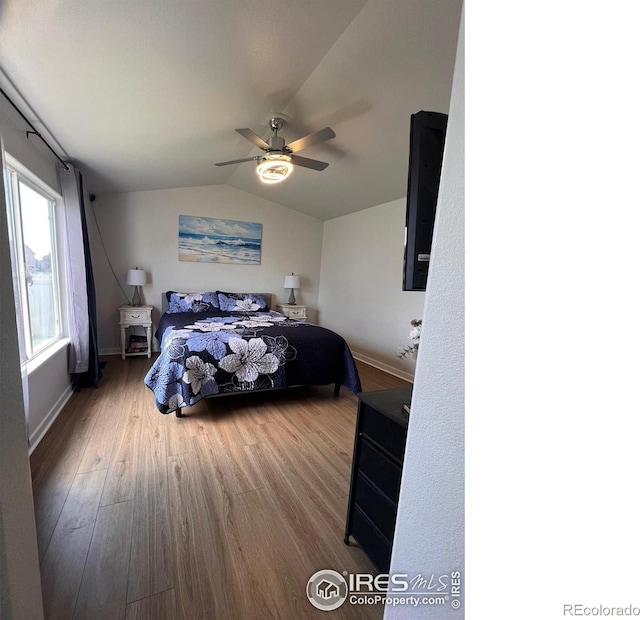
[99,347,159,356]
[352,352,414,383]
[28,383,74,456]
[102,348,409,380]
[99,347,122,356]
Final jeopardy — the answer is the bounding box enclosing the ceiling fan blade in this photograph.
[290,154,329,171]
[287,127,336,153]
[235,128,270,150]
[215,156,258,167]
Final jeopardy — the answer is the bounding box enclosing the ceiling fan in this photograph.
[215,117,336,184]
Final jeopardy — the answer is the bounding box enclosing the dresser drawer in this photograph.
[353,473,397,542]
[358,438,403,504]
[360,403,408,462]
[351,507,392,573]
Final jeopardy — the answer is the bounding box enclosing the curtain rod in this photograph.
[0,86,70,171]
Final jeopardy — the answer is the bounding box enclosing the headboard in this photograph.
[161,292,273,314]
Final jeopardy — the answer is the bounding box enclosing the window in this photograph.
[4,156,64,362]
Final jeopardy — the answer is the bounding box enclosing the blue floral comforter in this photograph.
[144,310,362,414]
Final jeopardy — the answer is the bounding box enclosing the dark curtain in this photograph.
[71,172,102,390]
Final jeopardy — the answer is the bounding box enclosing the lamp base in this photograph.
[131,286,142,307]
[288,289,296,305]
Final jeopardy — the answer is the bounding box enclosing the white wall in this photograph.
[318,198,425,381]
[1,138,44,618]
[89,184,325,354]
[26,347,74,448]
[385,10,464,619]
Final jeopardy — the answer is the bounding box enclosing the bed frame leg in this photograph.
[175,408,184,418]
[333,382,341,397]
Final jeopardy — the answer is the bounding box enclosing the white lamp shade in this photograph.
[284,275,300,290]
[127,268,147,286]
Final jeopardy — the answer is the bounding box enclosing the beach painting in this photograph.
[178,215,262,264]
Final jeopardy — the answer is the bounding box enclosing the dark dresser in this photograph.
[344,386,412,572]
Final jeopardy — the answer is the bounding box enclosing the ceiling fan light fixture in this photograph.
[256,153,293,184]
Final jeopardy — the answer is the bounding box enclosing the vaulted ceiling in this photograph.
[0,0,462,220]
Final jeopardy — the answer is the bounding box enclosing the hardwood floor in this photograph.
[30,355,410,619]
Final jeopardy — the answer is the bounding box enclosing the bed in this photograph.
[144,290,362,416]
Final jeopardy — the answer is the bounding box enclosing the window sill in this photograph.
[24,338,70,375]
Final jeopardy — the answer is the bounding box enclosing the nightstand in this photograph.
[119,305,153,360]
[276,304,307,320]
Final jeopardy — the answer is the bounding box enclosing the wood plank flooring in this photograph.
[30,355,410,619]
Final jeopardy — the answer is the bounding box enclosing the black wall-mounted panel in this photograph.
[403,111,448,291]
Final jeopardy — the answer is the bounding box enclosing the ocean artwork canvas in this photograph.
[178,215,262,264]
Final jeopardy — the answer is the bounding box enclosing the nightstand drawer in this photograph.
[120,308,151,324]
[276,304,307,319]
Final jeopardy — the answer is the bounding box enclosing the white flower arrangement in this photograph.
[397,318,422,359]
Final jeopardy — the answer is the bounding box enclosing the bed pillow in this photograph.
[217,291,269,312]
[166,291,219,314]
